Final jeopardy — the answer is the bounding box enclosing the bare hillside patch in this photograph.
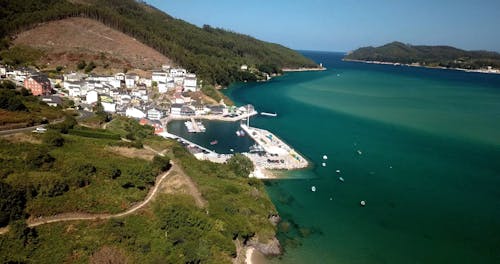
[13,17,172,72]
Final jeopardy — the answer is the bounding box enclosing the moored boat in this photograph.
[261,112,277,117]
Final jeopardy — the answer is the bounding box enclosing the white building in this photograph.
[101,102,116,113]
[170,104,183,116]
[125,75,138,89]
[64,72,87,82]
[162,64,171,71]
[170,68,186,77]
[183,74,197,92]
[86,90,99,104]
[0,66,6,76]
[65,81,85,97]
[125,107,146,119]
[115,73,125,81]
[108,79,121,89]
[240,65,248,71]
[147,108,163,120]
[158,82,168,93]
[139,78,152,87]
[152,71,168,83]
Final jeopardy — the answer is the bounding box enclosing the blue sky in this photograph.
[146,0,500,52]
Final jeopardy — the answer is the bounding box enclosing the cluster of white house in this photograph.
[1,64,254,134]
[59,65,202,119]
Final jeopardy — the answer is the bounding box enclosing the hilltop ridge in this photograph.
[0,0,317,85]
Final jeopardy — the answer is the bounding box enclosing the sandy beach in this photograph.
[245,247,266,264]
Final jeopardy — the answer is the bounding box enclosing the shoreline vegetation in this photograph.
[343,58,500,75]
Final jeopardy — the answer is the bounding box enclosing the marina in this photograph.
[163,111,309,177]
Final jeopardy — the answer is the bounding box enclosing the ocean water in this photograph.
[167,51,500,263]
[228,52,500,264]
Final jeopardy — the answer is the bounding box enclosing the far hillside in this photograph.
[345,41,500,70]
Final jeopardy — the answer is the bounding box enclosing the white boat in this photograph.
[336,169,341,173]
[357,150,363,155]
[323,155,328,160]
[360,200,366,206]
[235,130,245,137]
[321,162,326,167]
[261,112,277,117]
[339,177,344,182]
[311,186,316,192]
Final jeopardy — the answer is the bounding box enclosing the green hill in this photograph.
[345,41,500,70]
[0,0,317,85]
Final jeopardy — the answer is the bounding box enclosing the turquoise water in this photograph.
[225,52,500,263]
[166,51,500,263]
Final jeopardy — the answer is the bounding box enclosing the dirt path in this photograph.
[25,162,177,228]
[160,162,207,208]
[0,227,9,235]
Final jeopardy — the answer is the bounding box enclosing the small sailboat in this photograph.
[210,140,218,145]
[311,186,317,192]
[338,177,344,182]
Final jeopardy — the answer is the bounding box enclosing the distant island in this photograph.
[344,42,500,74]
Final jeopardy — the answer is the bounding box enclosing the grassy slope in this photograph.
[0,120,278,263]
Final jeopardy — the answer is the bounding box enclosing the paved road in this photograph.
[0,110,92,136]
[0,124,48,136]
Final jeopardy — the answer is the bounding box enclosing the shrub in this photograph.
[25,148,55,170]
[226,154,254,177]
[42,131,64,147]
[0,182,26,227]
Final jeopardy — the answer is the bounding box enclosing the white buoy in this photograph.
[360,200,366,206]
[336,169,341,173]
[322,162,326,167]
[323,155,328,160]
[311,186,317,192]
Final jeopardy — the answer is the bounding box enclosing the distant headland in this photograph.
[344,41,500,74]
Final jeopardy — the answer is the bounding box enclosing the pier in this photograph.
[240,124,309,170]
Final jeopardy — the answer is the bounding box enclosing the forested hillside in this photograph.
[345,41,500,70]
[0,0,317,85]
